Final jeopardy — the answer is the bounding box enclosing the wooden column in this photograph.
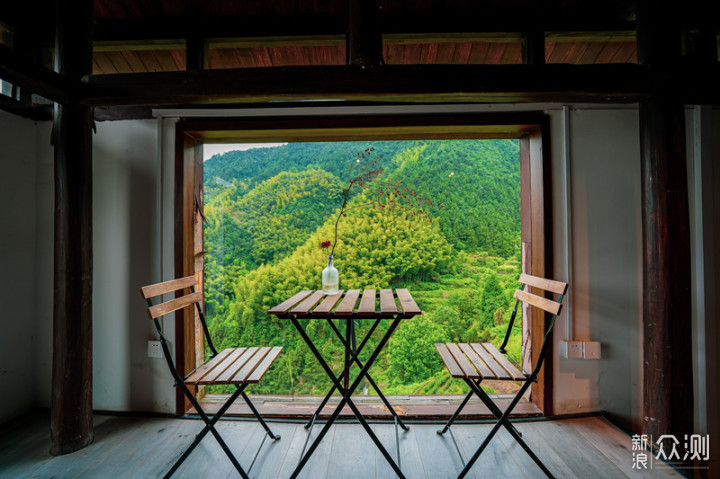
[347,0,383,68]
[51,0,95,455]
[522,30,545,65]
[637,0,693,463]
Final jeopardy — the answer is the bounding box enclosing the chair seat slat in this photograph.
[482,343,526,380]
[469,343,511,380]
[246,347,283,383]
[197,348,248,384]
[213,348,256,384]
[231,347,272,383]
[185,348,234,385]
[446,343,481,379]
[435,343,465,378]
[458,343,494,379]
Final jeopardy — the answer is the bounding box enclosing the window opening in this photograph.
[201,139,524,400]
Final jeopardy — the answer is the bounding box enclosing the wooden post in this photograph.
[523,30,545,65]
[637,0,694,465]
[51,0,95,455]
[347,0,383,68]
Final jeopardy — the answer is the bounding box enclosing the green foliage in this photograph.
[202,139,524,395]
[388,315,447,383]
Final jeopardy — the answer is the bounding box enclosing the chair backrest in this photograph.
[498,273,568,378]
[139,275,218,374]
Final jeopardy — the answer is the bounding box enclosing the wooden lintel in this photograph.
[84,64,649,107]
[0,43,76,104]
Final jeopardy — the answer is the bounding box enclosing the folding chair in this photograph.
[434,273,567,479]
[140,276,282,479]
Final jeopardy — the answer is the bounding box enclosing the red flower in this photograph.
[321,240,331,249]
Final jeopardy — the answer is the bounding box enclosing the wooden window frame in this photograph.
[174,112,554,416]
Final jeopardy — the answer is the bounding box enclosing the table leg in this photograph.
[344,317,351,390]
[289,317,406,479]
[326,318,410,431]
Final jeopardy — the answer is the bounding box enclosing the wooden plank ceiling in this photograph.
[86,0,638,74]
[92,40,637,74]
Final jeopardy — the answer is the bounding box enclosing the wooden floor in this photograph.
[0,411,683,478]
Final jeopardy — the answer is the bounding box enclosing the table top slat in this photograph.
[334,289,361,315]
[470,343,511,380]
[396,288,421,316]
[268,290,314,315]
[290,290,326,315]
[379,289,397,315]
[313,291,344,315]
[358,289,376,317]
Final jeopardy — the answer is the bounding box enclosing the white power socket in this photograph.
[583,341,601,359]
[148,340,163,358]
[561,341,583,359]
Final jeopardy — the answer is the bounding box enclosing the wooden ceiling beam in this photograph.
[84,64,649,107]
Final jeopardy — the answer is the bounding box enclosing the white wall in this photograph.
[548,108,642,429]
[0,110,40,424]
[92,119,176,412]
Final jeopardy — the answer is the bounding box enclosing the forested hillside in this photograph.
[203,140,523,395]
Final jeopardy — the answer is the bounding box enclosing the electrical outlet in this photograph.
[148,340,162,358]
[561,341,583,359]
[583,341,601,359]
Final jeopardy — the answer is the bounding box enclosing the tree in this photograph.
[479,272,507,330]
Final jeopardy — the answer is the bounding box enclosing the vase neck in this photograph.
[327,254,334,267]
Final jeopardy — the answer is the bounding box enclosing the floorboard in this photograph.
[0,412,686,479]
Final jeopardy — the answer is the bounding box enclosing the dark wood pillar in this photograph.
[347,0,383,68]
[51,0,95,455]
[637,0,694,465]
[522,30,545,65]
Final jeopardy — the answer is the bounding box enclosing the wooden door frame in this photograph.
[173,112,554,415]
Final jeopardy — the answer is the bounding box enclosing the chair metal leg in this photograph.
[437,390,474,435]
[240,390,281,440]
[166,385,249,479]
[460,379,555,479]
